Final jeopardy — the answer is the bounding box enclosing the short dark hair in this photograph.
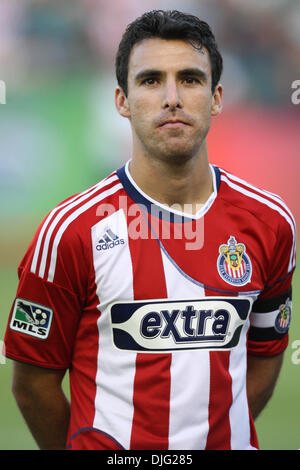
[116,10,223,96]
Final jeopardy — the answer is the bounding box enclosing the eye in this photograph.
[141,78,159,86]
[183,77,200,85]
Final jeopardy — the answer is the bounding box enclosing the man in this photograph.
[4,10,296,450]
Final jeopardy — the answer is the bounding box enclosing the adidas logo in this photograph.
[96,228,125,251]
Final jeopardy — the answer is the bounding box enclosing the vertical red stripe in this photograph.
[205,351,233,449]
[130,353,172,450]
[128,211,171,450]
[249,410,259,449]
[66,250,101,449]
[205,287,233,450]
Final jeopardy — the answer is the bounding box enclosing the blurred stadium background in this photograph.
[0,0,299,450]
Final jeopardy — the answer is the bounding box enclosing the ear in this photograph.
[115,86,131,118]
[211,83,223,116]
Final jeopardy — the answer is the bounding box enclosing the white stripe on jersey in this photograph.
[160,247,210,450]
[31,173,118,277]
[47,182,123,282]
[228,318,256,450]
[91,209,136,450]
[220,173,296,273]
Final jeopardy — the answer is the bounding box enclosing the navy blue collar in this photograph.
[117,161,220,222]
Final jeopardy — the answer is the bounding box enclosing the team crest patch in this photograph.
[217,236,252,286]
[275,298,291,334]
[10,298,53,340]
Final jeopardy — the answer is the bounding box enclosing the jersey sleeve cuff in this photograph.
[4,348,69,370]
[247,334,289,357]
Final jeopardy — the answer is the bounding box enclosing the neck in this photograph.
[128,144,213,215]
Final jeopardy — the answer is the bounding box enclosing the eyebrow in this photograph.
[134,67,208,83]
[134,69,163,83]
[178,68,208,82]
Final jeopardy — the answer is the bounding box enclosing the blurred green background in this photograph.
[0,0,299,450]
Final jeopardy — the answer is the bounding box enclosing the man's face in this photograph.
[116,38,222,163]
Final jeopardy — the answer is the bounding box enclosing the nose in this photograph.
[162,79,183,110]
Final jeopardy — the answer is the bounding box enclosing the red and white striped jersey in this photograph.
[4,162,296,450]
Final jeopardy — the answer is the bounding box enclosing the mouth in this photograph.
[158,120,191,129]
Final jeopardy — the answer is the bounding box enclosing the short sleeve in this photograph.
[248,208,296,357]
[4,217,89,369]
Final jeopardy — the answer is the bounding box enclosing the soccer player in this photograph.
[4,10,296,450]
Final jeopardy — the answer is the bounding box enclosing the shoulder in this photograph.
[28,169,124,282]
[217,166,296,273]
[217,166,296,231]
[41,169,122,238]
[51,169,121,219]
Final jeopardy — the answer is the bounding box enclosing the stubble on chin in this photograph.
[144,130,205,165]
[132,113,208,165]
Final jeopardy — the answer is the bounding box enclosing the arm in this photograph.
[246,352,284,420]
[11,360,70,450]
